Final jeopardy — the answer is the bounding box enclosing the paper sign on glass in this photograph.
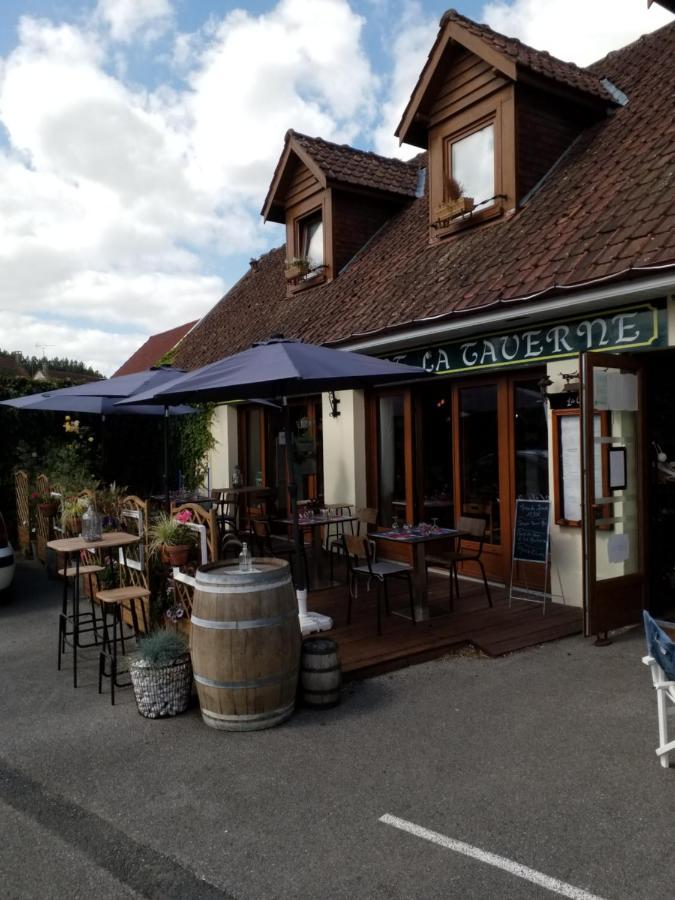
[608,533,630,564]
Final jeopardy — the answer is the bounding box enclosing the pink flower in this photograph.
[174,510,193,524]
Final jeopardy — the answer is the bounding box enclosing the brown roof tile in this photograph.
[114,321,197,377]
[291,131,420,197]
[441,9,611,101]
[175,20,675,371]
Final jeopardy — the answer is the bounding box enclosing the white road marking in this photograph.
[379,814,608,900]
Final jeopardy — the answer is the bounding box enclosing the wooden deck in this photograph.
[308,569,582,680]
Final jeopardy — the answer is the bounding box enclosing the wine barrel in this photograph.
[190,558,301,731]
[300,638,341,708]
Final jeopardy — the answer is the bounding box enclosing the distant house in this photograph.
[175,11,675,637]
[113,321,197,377]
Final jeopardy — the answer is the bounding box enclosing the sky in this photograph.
[0,0,671,375]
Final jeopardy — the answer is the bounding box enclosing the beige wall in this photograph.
[546,359,584,607]
[207,405,238,490]
[321,390,367,508]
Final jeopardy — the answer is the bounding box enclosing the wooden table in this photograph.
[369,527,466,621]
[274,514,357,588]
[48,532,140,688]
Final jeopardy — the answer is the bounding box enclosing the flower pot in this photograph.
[65,517,82,536]
[129,654,193,718]
[38,502,58,518]
[285,262,311,281]
[166,543,191,567]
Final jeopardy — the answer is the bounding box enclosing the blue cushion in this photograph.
[644,611,675,681]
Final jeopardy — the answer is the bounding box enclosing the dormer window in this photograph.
[299,210,324,268]
[448,121,494,212]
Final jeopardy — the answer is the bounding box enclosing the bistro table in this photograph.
[369,526,466,621]
[48,532,140,688]
[274,512,358,589]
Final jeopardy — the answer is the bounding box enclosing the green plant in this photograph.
[170,405,216,492]
[60,495,90,531]
[285,256,312,274]
[95,482,128,529]
[134,629,189,667]
[44,441,98,496]
[147,513,196,556]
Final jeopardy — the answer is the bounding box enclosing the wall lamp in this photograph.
[328,390,341,418]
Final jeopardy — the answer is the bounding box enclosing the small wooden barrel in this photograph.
[300,638,341,708]
[190,558,301,731]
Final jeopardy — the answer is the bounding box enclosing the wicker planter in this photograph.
[435,196,474,222]
[129,653,193,718]
[38,501,58,518]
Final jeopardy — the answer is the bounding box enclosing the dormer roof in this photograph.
[397,8,615,147]
[262,130,420,223]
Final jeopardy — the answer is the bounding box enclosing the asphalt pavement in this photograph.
[0,558,671,900]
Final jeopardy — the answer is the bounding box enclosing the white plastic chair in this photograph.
[642,613,675,769]
[643,654,675,768]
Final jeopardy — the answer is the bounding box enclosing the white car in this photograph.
[0,513,15,597]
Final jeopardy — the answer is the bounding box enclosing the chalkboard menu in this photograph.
[512,499,551,563]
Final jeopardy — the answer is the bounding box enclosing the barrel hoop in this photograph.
[303,688,340,699]
[301,663,341,674]
[195,576,291,595]
[192,609,298,631]
[194,668,298,690]
[202,702,295,724]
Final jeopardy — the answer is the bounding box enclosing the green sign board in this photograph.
[387,302,667,375]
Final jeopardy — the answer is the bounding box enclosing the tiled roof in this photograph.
[440,9,611,101]
[114,321,197,377]
[175,20,675,370]
[291,131,420,197]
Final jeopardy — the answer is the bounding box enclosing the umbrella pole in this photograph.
[283,397,331,636]
[163,405,170,511]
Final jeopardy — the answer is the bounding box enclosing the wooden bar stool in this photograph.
[57,562,105,673]
[96,584,150,705]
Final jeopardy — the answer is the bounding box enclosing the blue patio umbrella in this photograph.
[0,367,196,506]
[117,337,428,618]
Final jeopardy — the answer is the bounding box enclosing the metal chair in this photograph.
[342,534,415,634]
[425,515,492,611]
[328,506,376,585]
[643,612,675,768]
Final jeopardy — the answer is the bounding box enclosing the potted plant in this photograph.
[60,496,90,536]
[32,491,58,519]
[285,256,312,281]
[435,176,474,222]
[129,630,192,718]
[148,512,196,566]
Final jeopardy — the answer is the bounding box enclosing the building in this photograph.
[175,11,675,638]
[113,321,197,377]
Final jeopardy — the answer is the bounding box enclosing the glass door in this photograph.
[581,352,645,637]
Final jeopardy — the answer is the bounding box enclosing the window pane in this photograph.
[459,385,500,544]
[301,214,323,268]
[245,408,262,486]
[514,380,549,499]
[378,395,406,526]
[451,124,494,206]
[292,404,322,502]
[419,392,453,527]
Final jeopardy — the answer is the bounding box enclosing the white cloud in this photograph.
[0,1,377,373]
[371,1,439,158]
[483,0,673,66]
[96,0,174,44]
[0,311,145,376]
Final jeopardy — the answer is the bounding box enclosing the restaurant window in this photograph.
[238,405,266,487]
[418,391,453,527]
[449,122,495,210]
[459,384,501,544]
[291,401,323,503]
[514,379,549,499]
[378,395,407,526]
[299,210,324,269]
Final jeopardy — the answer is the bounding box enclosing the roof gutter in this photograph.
[338,268,675,354]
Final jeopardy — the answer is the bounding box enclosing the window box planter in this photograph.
[285,259,312,282]
[434,196,475,223]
